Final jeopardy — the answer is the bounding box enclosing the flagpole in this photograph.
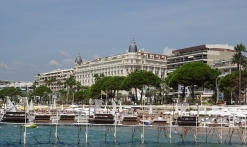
[105,90,108,114]
[24,98,27,146]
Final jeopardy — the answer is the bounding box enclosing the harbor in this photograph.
[1,98,247,146]
[0,123,246,147]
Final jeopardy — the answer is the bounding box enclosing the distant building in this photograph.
[0,80,33,93]
[34,41,237,102]
[74,38,168,86]
[166,44,236,100]
[0,80,11,86]
[34,68,74,91]
[167,44,235,73]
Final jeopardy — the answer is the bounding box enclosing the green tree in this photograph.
[58,88,67,104]
[121,70,162,102]
[90,76,112,99]
[231,43,247,71]
[0,87,24,103]
[73,85,90,102]
[32,81,38,90]
[33,86,52,104]
[145,87,159,104]
[159,80,170,104]
[166,62,219,102]
[33,86,52,97]
[219,70,247,105]
[231,43,246,104]
[65,77,77,103]
[103,76,126,99]
[93,73,105,81]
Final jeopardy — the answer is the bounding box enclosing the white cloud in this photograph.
[31,64,38,68]
[46,60,63,67]
[0,62,9,69]
[163,47,175,56]
[13,61,25,66]
[62,59,74,65]
[59,50,71,58]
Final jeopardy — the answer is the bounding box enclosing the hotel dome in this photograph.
[128,38,138,52]
[75,53,82,65]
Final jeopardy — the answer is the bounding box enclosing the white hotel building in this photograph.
[34,40,237,100]
[74,39,168,86]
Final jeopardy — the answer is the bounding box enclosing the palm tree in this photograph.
[231,43,247,70]
[159,81,170,104]
[32,81,38,90]
[58,89,67,104]
[145,87,159,105]
[43,91,51,105]
[56,80,64,90]
[65,77,77,104]
[231,43,246,104]
[44,78,49,86]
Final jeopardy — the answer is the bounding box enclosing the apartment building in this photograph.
[167,44,237,100]
[167,44,235,73]
[35,68,74,91]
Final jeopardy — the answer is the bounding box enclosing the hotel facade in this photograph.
[74,39,168,86]
[34,40,236,101]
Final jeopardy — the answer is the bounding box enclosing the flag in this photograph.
[101,90,106,95]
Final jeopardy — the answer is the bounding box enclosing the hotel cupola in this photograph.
[75,53,82,65]
[128,38,138,52]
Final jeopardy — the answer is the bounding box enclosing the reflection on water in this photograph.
[0,124,244,147]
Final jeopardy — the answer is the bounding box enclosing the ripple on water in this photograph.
[0,124,244,147]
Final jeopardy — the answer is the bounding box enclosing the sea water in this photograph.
[0,124,244,147]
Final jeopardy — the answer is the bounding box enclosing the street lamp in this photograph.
[172,98,176,125]
[216,76,220,103]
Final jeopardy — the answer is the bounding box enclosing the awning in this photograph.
[201,94,212,98]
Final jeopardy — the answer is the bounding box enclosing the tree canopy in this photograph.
[121,70,162,102]
[219,70,247,104]
[166,61,219,101]
[90,76,112,99]
[33,86,52,97]
[231,43,247,70]
[0,87,23,99]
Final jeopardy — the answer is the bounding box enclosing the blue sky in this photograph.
[1,1,247,82]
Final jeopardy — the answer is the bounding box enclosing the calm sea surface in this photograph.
[0,123,245,147]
